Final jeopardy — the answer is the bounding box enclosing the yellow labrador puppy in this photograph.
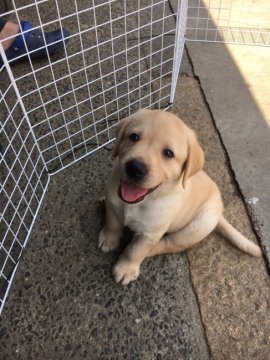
[99,109,262,285]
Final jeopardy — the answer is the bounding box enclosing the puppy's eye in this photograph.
[163,149,174,158]
[129,133,140,142]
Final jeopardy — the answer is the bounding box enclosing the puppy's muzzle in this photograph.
[125,159,148,182]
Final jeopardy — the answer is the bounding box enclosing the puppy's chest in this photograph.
[122,201,170,232]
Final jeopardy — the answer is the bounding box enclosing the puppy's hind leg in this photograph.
[98,201,123,252]
[148,206,221,257]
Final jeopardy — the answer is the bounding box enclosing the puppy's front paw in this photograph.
[112,259,140,285]
[98,228,119,252]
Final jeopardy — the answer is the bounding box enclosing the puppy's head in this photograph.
[113,109,204,204]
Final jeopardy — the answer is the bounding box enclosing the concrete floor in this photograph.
[186,42,270,266]
[1,1,270,359]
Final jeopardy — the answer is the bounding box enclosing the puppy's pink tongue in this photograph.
[120,180,147,203]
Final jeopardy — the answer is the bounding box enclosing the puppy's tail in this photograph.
[216,216,262,257]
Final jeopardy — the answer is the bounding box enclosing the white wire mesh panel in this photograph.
[0,62,49,313]
[187,0,270,46]
[0,0,186,313]
[1,0,186,174]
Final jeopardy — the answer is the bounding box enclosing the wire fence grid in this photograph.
[186,0,270,46]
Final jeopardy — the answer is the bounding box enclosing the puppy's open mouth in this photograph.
[118,180,159,204]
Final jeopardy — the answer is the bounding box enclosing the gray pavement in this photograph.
[1,1,270,359]
[172,69,270,359]
[186,42,270,268]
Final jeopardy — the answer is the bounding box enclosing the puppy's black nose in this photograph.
[125,159,148,181]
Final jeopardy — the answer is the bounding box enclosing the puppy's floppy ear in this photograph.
[112,117,131,157]
[182,130,204,188]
